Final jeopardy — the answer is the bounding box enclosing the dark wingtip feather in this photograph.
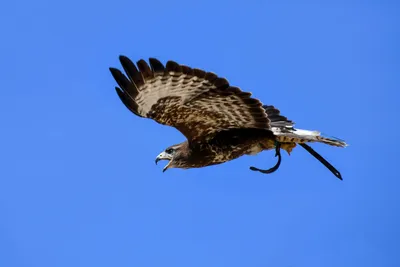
[115,87,141,117]
[119,55,137,73]
[119,55,145,87]
[181,65,193,75]
[109,67,138,98]
[166,60,182,73]
[205,72,218,83]
[213,77,230,89]
[148,58,165,72]
[119,55,129,61]
[136,59,153,80]
[193,68,206,79]
[109,67,130,90]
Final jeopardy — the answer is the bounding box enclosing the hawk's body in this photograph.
[169,128,276,169]
[110,56,347,178]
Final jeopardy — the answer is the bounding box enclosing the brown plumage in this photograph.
[109,56,347,179]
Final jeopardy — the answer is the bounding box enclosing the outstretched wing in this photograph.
[109,56,272,142]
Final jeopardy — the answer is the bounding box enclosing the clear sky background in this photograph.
[1,0,399,266]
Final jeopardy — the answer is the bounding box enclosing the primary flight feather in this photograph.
[109,56,347,179]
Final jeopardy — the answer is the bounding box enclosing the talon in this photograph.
[250,142,282,174]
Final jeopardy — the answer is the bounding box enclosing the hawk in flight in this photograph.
[109,56,347,179]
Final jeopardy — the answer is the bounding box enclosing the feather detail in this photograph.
[110,56,272,142]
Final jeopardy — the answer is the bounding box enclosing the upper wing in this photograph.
[109,56,272,142]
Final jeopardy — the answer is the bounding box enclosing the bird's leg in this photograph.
[250,141,282,174]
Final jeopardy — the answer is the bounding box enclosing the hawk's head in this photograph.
[155,143,189,172]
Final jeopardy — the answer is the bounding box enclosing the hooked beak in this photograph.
[155,151,173,172]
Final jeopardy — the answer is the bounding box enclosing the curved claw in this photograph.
[250,142,282,174]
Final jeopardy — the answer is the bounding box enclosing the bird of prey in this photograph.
[109,55,347,179]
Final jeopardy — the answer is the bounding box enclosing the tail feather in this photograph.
[262,105,347,147]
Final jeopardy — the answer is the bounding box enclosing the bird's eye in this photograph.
[165,148,174,154]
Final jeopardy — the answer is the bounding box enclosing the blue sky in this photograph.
[1,0,399,266]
